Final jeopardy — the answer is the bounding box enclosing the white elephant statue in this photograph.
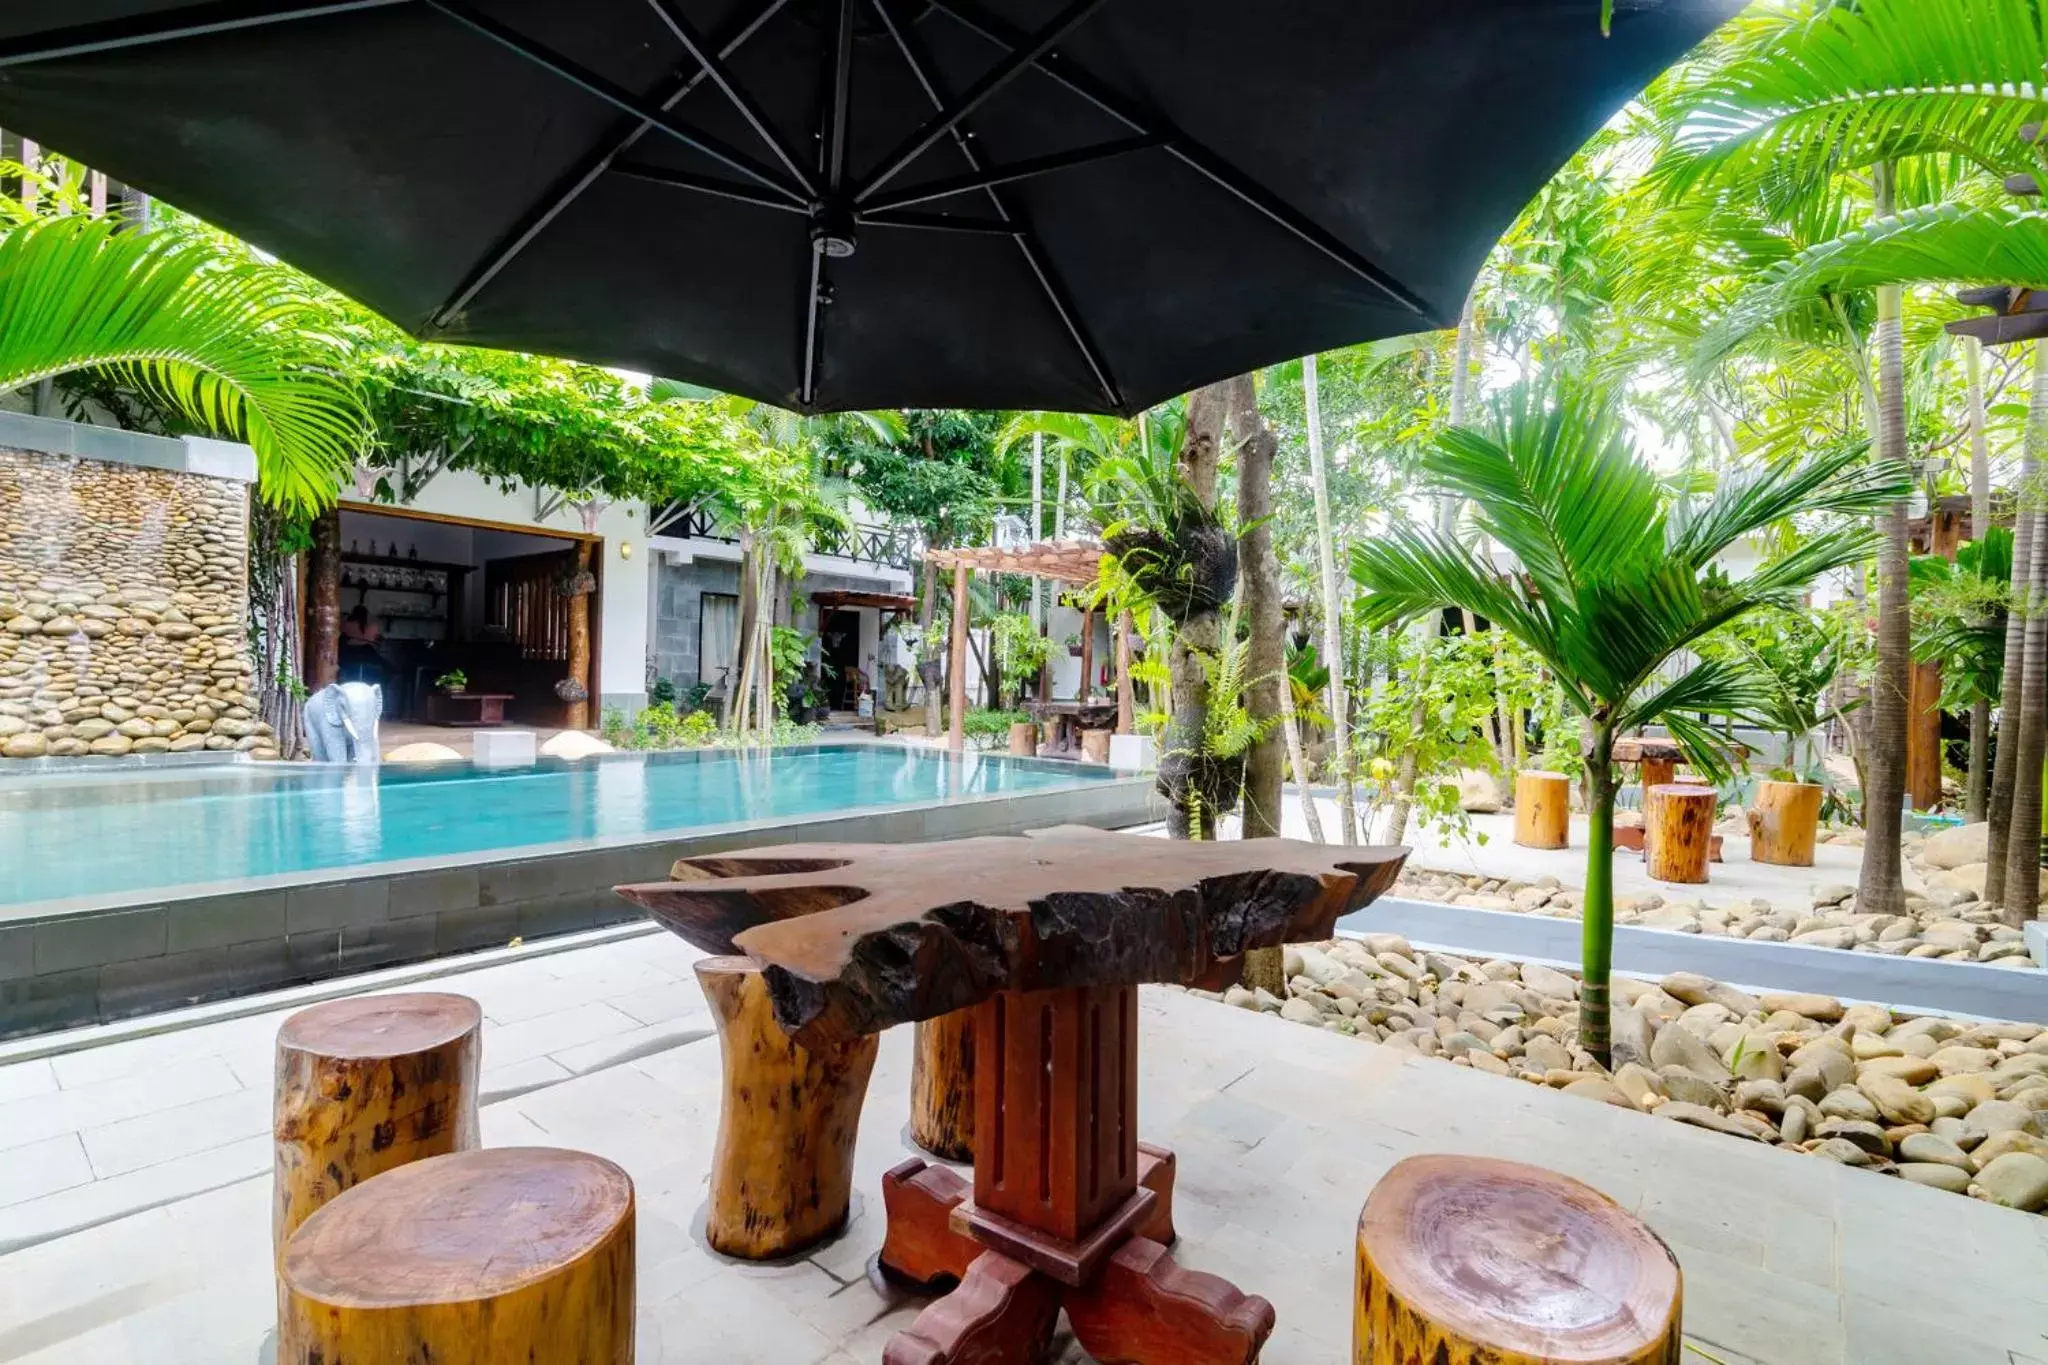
[305,682,383,764]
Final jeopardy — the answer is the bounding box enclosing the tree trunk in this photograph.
[1115,610,1136,734]
[1856,215,1910,918]
[563,539,593,730]
[948,561,970,750]
[1231,379,1285,842]
[1967,339,1994,822]
[1987,354,2047,910]
[2003,502,2048,919]
[1303,353,1357,844]
[1581,724,1617,1068]
[1160,384,1230,840]
[921,558,943,737]
[726,537,758,730]
[305,502,342,693]
[1281,681,1325,843]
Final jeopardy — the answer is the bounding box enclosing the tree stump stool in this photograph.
[1009,721,1039,757]
[1353,1155,1680,1365]
[1748,778,1823,867]
[1081,728,1113,764]
[1645,783,1716,884]
[272,992,481,1263]
[911,1010,975,1161]
[1512,771,1570,849]
[697,955,879,1258]
[279,1147,634,1365]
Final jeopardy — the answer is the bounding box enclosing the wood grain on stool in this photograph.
[1353,1154,1680,1365]
[911,1010,974,1161]
[272,991,481,1261]
[1512,771,1569,849]
[1747,778,1823,867]
[1645,783,1717,884]
[697,955,877,1258]
[279,1146,634,1365]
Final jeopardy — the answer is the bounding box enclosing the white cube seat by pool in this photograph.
[1109,733,1156,770]
[473,730,537,767]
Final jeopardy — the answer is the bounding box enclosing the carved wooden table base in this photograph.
[877,985,1273,1365]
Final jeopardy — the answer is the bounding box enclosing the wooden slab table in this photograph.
[618,827,1407,1365]
[424,691,516,726]
[1022,699,1119,758]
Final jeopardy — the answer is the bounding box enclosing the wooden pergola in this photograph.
[926,541,1133,752]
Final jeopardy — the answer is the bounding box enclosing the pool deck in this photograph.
[1,929,2044,1364]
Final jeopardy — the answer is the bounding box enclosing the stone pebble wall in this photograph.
[0,448,277,760]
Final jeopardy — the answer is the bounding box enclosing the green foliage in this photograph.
[961,708,1032,748]
[0,216,368,513]
[1356,630,1499,837]
[768,625,814,715]
[826,409,1004,546]
[602,703,814,751]
[1704,609,1857,782]
[1912,529,2014,711]
[990,613,1055,703]
[434,669,467,692]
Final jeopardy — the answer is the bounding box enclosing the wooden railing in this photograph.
[486,550,573,661]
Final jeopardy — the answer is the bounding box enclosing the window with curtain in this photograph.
[698,592,738,690]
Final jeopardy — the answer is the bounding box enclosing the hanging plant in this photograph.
[553,566,597,597]
[554,677,589,703]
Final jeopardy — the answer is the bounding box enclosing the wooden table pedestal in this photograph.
[879,985,1273,1365]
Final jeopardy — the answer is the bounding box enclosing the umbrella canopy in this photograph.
[0,1,1738,414]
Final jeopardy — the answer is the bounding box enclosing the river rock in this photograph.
[1763,992,1844,1022]
[1898,1163,1973,1193]
[1921,821,1989,870]
[1970,1152,2048,1210]
[1896,1132,1971,1169]
[1650,1020,1727,1081]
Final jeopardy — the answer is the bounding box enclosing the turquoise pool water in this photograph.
[0,744,1120,907]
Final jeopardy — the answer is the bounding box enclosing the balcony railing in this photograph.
[649,500,919,572]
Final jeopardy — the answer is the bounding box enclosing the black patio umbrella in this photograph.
[0,1,1739,415]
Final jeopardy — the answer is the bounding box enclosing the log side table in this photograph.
[621,826,1407,1365]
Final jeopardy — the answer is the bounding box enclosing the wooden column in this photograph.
[1907,504,1964,809]
[697,956,878,1258]
[280,1148,635,1365]
[564,539,594,731]
[1078,607,1096,701]
[273,993,481,1263]
[1353,1155,1679,1365]
[1512,771,1569,850]
[1645,784,1716,884]
[948,561,970,751]
[1115,611,1135,735]
[911,1010,975,1162]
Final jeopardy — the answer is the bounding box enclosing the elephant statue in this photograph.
[304,682,383,764]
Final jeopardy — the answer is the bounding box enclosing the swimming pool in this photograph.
[0,743,1124,908]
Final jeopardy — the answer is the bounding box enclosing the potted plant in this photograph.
[1726,617,1856,868]
[435,669,467,695]
[1062,631,1083,658]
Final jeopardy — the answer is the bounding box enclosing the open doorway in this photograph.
[324,505,601,728]
[821,608,863,709]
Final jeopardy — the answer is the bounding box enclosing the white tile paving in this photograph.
[0,933,2044,1364]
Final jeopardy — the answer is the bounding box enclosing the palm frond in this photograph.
[0,217,367,511]
[1668,444,1907,564]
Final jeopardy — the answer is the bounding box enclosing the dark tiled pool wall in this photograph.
[0,777,1157,1040]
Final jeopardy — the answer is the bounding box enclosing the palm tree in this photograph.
[1648,0,2048,915]
[1352,380,1907,1064]
[0,216,365,512]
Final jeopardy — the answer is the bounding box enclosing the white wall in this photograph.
[350,469,653,705]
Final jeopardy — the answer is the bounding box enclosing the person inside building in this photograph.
[338,605,385,686]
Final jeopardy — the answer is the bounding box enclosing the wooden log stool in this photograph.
[911,1010,975,1161]
[1747,778,1823,866]
[272,992,482,1262]
[1353,1155,1681,1365]
[1081,727,1113,764]
[1008,721,1039,757]
[1645,783,1717,884]
[697,955,879,1258]
[1512,771,1570,850]
[279,1147,635,1365]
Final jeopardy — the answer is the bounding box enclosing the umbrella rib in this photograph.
[854,0,1114,206]
[425,0,791,331]
[861,135,1163,215]
[613,164,809,212]
[929,0,1441,324]
[859,211,1016,234]
[424,0,807,206]
[0,0,409,66]
[642,0,816,199]
[870,0,1123,412]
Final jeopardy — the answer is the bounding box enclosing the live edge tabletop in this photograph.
[616,824,1408,1048]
